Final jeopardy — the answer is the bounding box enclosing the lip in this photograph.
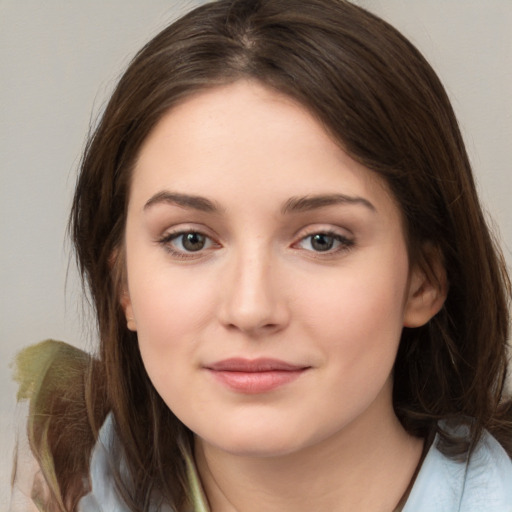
[205,358,310,394]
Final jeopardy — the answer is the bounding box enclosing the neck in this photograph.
[194,389,424,512]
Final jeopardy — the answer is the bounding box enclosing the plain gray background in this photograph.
[1,0,511,506]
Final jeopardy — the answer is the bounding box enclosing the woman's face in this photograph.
[123,80,434,457]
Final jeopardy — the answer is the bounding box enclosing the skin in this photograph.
[122,80,445,511]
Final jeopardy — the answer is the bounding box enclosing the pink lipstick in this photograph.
[205,358,309,394]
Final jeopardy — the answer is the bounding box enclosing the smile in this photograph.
[205,358,310,394]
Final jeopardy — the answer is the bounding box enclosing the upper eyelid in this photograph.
[292,223,354,240]
[158,223,217,239]
[159,230,218,249]
[155,223,354,244]
[294,231,354,247]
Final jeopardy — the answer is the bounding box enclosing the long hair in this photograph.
[65,0,511,509]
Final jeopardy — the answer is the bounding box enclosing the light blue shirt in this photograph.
[403,428,512,511]
[79,415,512,511]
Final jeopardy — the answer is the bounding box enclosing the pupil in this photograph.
[183,233,205,251]
[311,234,334,251]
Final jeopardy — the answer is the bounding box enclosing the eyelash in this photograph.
[157,228,355,260]
[157,230,218,260]
[294,230,355,256]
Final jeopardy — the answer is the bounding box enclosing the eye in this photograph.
[296,231,354,253]
[158,230,217,257]
[176,232,208,252]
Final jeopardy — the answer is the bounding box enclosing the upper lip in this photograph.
[206,358,309,372]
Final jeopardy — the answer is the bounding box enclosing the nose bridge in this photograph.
[219,240,287,334]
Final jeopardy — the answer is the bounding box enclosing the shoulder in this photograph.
[78,414,131,511]
[404,428,512,512]
[79,414,179,512]
[460,430,512,510]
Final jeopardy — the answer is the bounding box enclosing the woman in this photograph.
[10,0,512,511]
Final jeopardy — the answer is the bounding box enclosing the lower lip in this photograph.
[208,369,306,394]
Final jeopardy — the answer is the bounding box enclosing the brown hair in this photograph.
[66,0,512,509]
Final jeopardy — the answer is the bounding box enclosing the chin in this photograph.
[209,436,304,458]
[192,418,319,458]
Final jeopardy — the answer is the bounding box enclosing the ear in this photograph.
[121,288,137,332]
[403,247,448,328]
[111,248,137,332]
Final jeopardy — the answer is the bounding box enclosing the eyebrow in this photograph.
[143,190,376,215]
[281,194,376,214]
[144,191,222,213]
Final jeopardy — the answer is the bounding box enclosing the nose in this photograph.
[217,247,290,337]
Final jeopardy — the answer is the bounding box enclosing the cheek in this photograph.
[297,255,409,375]
[292,269,407,435]
[129,263,216,332]
[130,273,216,416]
[302,267,407,335]
[127,264,219,386]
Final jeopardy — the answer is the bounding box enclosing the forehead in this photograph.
[130,80,398,219]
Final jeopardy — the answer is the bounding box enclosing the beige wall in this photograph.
[1,0,510,505]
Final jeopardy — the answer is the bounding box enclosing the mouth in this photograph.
[204,358,310,394]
